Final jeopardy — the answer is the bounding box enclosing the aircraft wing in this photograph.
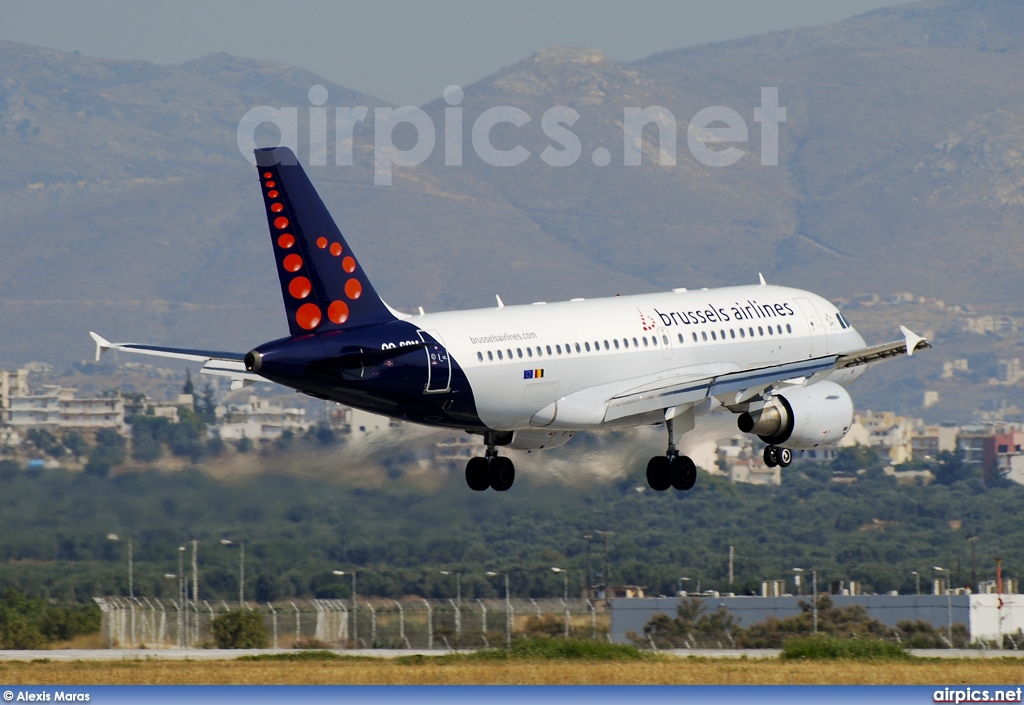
[602,326,929,423]
[89,332,261,390]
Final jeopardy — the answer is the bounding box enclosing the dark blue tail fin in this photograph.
[255,147,396,336]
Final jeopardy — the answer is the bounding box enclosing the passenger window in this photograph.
[642,337,649,347]
[507,349,513,359]
[546,345,552,355]
[527,347,533,357]
[748,328,754,337]
[678,334,684,344]
[662,335,669,345]
[692,333,698,342]
[613,339,620,350]
[633,338,639,347]
[730,329,735,339]
[758,327,764,336]
[497,350,503,360]
[777,325,782,335]
[517,348,523,358]
[575,343,581,353]
[768,326,773,336]
[720,330,725,340]
[740,328,746,338]
[711,331,717,341]
[585,342,591,352]
[604,340,610,350]
[556,344,562,355]
[487,351,493,361]
[701,331,708,341]
[623,339,629,348]
[786,324,792,334]
[477,352,483,361]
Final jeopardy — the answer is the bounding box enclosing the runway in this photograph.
[2,648,1022,661]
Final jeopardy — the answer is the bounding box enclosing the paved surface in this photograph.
[2,647,1023,661]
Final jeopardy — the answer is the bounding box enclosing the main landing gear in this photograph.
[646,417,697,492]
[762,445,792,468]
[465,433,515,492]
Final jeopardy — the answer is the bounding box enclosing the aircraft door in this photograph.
[795,297,828,357]
[417,330,451,394]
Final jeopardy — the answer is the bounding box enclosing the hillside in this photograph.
[0,0,1021,421]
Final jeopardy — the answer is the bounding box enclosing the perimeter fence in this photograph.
[93,596,608,649]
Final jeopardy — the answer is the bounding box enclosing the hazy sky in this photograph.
[1,0,913,106]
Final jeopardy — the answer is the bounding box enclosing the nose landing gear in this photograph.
[646,416,697,492]
[465,432,516,491]
[763,445,792,468]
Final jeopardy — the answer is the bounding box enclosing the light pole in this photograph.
[967,535,978,592]
[108,533,133,598]
[793,568,817,634]
[911,571,920,596]
[440,571,462,646]
[439,570,461,605]
[934,566,953,647]
[486,571,511,648]
[333,570,357,646]
[220,539,245,608]
[177,546,187,648]
[551,567,570,637]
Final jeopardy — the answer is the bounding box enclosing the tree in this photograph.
[85,429,126,477]
[210,610,269,649]
[197,383,217,424]
[932,450,973,486]
[831,446,883,475]
[182,369,195,396]
[62,432,89,458]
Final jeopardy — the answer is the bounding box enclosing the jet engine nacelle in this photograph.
[737,380,854,450]
[506,430,576,451]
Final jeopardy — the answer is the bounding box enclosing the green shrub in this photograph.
[210,610,269,649]
[781,635,912,660]
[453,637,649,661]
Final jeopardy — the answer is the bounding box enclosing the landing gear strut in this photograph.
[465,433,515,492]
[763,445,792,468]
[646,417,697,492]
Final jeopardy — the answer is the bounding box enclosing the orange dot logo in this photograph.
[328,300,349,324]
[277,233,295,248]
[342,256,356,273]
[295,303,321,330]
[274,216,289,230]
[282,254,303,272]
[267,189,279,198]
[263,171,272,179]
[271,203,284,213]
[330,242,342,256]
[266,180,276,188]
[288,276,311,299]
[316,237,328,249]
[345,278,362,300]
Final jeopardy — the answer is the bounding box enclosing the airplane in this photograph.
[91,146,930,493]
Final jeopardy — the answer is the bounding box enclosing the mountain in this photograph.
[1,0,1022,376]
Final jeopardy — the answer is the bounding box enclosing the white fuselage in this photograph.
[407,284,866,431]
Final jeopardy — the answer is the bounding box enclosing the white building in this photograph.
[6,386,125,431]
[217,395,311,441]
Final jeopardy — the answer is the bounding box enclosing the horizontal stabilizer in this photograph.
[88,332,258,389]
